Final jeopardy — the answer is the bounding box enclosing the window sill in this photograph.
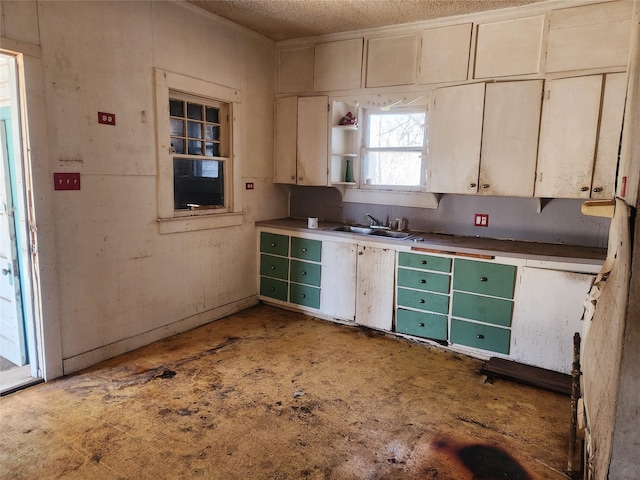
[157,212,244,234]
[341,188,440,209]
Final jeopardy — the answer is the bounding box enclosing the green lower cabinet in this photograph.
[397,269,450,293]
[291,237,322,262]
[397,287,449,314]
[290,260,321,287]
[260,254,289,280]
[260,277,288,302]
[450,318,511,354]
[396,309,448,341]
[289,283,321,309]
[451,292,513,327]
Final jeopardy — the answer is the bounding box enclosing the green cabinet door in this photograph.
[396,309,448,341]
[453,259,516,299]
[260,277,288,302]
[289,283,321,309]
[397,269,450,293]
[450,319,511,354]
[260,232,289,256]
[398,252,452,272]
[260,254,289,280]
[451,292,513,327]
[290,260,321,287]
[291,237,322,262]
[397,287,449,314]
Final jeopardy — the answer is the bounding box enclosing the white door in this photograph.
[0,119,27,366]
[355,245,395,330]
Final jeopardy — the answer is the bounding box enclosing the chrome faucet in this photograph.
[365,214,384,227]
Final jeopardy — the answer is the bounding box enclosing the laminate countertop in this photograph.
[256,218,607,268]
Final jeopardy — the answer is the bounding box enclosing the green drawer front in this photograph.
[260,277,288,302]
[396,309,448,341]
[398,252,452,272]
[451,292,513,327]
[397,268,450,294]
[260,254,289,280]
[260,232,289,256]
[291,237,322,262]
[450,319,511,354]
[453,259,516,299]
[289,283,320,309]
[290,260,321,287]
[397,287,449,314]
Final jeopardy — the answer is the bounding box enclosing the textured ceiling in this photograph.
[187,0,545,41]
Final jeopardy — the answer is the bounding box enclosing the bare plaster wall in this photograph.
[3,0,287,374]
[290,186,610,247]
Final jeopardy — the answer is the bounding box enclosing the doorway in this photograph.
[0,52,41,394]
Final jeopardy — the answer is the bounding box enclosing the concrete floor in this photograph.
[0,304,572,479]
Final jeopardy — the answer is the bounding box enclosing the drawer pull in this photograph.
[269,287,275,291]
[580,186,589,192]
[480,277,488,282]
[418,323,425,327]
[270,266,276,270]
[271,243,276,247]
[302,248,308,252]
[469,183,477,188]
[301,294,306,298]
[420,260,427,265]
[302,271,307,275]
[419,299,425,304]
[420,279,426,284]
[477,334,485,339]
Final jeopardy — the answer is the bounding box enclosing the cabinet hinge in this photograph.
[327,104,330,112]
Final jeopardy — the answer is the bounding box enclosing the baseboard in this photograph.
[62,296,258,375]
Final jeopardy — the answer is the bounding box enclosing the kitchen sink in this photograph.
[369,230,415,239]
[329,225,375,234]
[328,225,416,239]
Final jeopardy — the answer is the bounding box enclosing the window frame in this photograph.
[154,68,243,233]
[360,105,428,192]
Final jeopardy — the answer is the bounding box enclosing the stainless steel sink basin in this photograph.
[369,230,415,239]
[329,225,374,234]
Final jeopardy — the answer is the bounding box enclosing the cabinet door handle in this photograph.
[302,248,307,252]
[419,299,425,304]
[482,184,490,189]
[480,277,488,282]
[358,251,363,256]
[301,294,306,298]
[418,323,425,327]
[269,287,275,291]
[477,334,485,339]
[302,271,307,276]
[299,177,303,181]
[290,176,295,180]
[592,187,603,193]
[270,265,276,270]
[580,186,589,192]
[469,183,477,188]
[271,243,276,247]
[420,260,427,265]
[419,279,426,284]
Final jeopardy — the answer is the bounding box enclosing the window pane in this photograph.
[188,140,202,155]
[187,121,202,139]
[206,106,219,123]
[367,113,425,148]
[169,99,184,117]
[171,139,184,154]
[205,142,220,157]
[187,103,202,120]
[174,158,224,210]
[364,151,422,186]
[170,118,184,136]
[205,125,219,140]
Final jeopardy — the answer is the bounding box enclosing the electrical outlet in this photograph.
[98,112,116,125]
[474,213,489,227]
[245,182,254,190]
[54,172,81,190]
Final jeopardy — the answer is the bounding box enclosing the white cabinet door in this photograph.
[274,96,298,184]
[535,75,603,198]
[366,34,418,88]
[355,245,395,331]
[297,96,328,186]
[321,241,357,321]
[418,23,471,85]
[314,38,363,92]
[428,82,485,194]
[511,267,595,374]
[479,80,543,196]
[278,47,314,94]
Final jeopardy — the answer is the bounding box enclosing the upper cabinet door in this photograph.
[535,75,603,198]
[418,23,471,85]
[479,80,543,197]
[546,1,633,73]
[274,97,298,184]
[366,34,419,88]
[474,16,544,78]
[278,47,314,94]
[297,96,329,186]
[428,83,485,194]
[314,38,363,92]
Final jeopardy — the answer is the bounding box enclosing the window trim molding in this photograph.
[154,68,243,232]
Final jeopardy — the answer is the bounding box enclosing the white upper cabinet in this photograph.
[274,96,329,186]
[428,82,485,194]
[474,16,544,78]
[545,1,633,73]
[314,38,363,92]
[278,47,314,94]
[535,75,603,198]
[418,23,472,85]
[479,80,543,197]
[366,34,419,88]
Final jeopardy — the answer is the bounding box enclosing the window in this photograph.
[362,107,427,188]
[155,69,243,233]
[169,94,229,211]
